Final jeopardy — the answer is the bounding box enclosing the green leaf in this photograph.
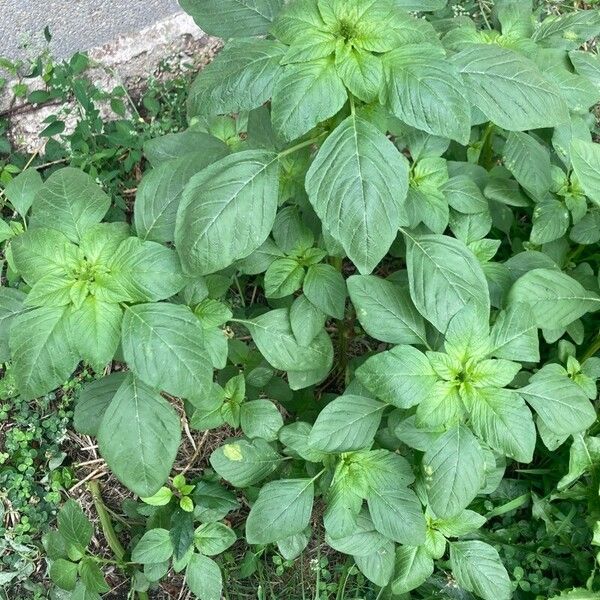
[436,509,486,538]
[193,481,239,523]
[290,295,326,347]
[271,58,347,141]
[333,43,381,103]
[176,150,279,276]
[10,306,78,400]
[73,372,127,436]
[246,479,315,544]
[141,487,173,507]
[470,388,536,462]
[347,275,427,345]
[0,287,28,361]
[70,581,101,600]
[107,237,186,302]
[57,500,93,550]
[571,139,600,205]
[326,511,388,557]
[79,558,109,593]
[132,529,174,564]
[122,303,213,401]
[135,154,225,243]
[532,10,600,49]
[367,486,426,545]
[245,308,333,374]
[570,50,600,92]
[10,228,77,285]
[186,553,223,600]
[280,422,327,463]
[240,399,284,441]
[530,199,570,245]
[356,345,438,408]
[30,167,110,242]
[42,531,68,561]
[503,132,551,199]
[423,424,485,518]
[210,438,281,487]
[187,39,286,118]
[519,368,595,436]
[49,558,78,591]
[194,523,236,556]
[179,0,283,37]
[98,375,181,497]
[143,131,229,167]
[489,303,539,362]
[443,176,488,215]
[391,545,434,595]
[450,540,511,600]
[508,268,600,330]
[309,395,386,452]
[354,539,395,587]
[405,233,490,333]
[383,44,471,144]
[306,114,409,274]
[3,168,43,217]
[558,434,600,490]
[264,257,305,299]
[303,263,346,319]
[392,0,446,9]
[450,45,568,130]
[278,530,311,561]
[24,274,73,308]
[69,298,122,372]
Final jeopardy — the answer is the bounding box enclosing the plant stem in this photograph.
[581,333,600,363]
[278,133,327,160]
[88,480,126,562]
[478,123,496,170]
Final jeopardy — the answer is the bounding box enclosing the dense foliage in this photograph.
[2,0,600,598]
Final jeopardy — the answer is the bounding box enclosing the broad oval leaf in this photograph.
[187,39,286,118]
[246,479,315,545]
[179,0,284,38]
[73,372,128,436]
[210,438,281,487]
[356,345,438,409]
[571,139,600,205]
[186,553,223,600]
[98,375,181,497]
[450,540,511,600]
[176,150,279,276]
[423,424,485,518]
[306,115,409,274]
[122,303,213,402]
[470,388,536,463]
[383,44,471,144]
[451,44,568,130]
[347,274,427,345]
[271,58,347,141]
[391,545,434,595]
[508,268,600,330]
[309,395,386,453]
[10,306,78,400]
[519,368,596,436]
[245,308,334,374]
[29,167,110,242]
[405,232,490,333]
[135,153,225,243]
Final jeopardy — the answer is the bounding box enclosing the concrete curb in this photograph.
[2,12,220,152]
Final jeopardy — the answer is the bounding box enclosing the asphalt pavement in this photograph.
[1,0,183,61]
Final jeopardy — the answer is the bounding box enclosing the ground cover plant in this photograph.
[2,0,600,598]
